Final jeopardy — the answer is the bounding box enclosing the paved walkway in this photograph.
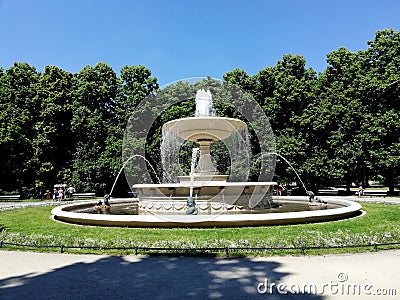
[0,250,399,299]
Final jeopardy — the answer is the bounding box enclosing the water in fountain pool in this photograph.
[73,201,344,216]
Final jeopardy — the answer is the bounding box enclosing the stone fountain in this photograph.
[133,89,276,214]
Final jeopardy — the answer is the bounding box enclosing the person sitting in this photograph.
[94,194,111,209]
[277,183,286,196]
[358,186,364,197]
[95,199,103,209]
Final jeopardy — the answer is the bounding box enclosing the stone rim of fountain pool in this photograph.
[51,196,362,227]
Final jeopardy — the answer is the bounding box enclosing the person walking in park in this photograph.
[57,188,64,202]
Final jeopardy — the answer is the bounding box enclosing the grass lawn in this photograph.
[1,202,400,256]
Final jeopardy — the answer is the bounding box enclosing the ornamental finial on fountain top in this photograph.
[195,89,215,117]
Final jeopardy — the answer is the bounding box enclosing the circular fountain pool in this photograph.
[51,196,362,228]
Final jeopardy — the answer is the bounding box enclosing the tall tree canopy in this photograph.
[0,63,40,196]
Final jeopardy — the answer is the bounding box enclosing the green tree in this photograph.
[70,63,159,196]
[33,66,74,196]
[361,29,400,193]
[263,55,317,189]
[252,66,275,108]
[108,65,158,195]
[70,62,118,194]
[302,47,367,191]
[223,68,255,93]
[116,65,159,128]
[0,63,40,197]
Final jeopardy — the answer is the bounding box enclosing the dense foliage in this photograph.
[0,29,399,197]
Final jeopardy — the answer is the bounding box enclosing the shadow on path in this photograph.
[0,255,324,300]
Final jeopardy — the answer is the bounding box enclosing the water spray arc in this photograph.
[257,152,308,194]
[109,154,161,197]
[189,148,201,198]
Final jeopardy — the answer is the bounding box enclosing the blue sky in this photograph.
[1,0,399,86]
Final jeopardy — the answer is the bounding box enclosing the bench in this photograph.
[70,193,96,200]
[0,195,21,201]
[317,189,339,196]
[359,190,388,197]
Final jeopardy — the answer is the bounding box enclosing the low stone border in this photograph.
[51,197,362,228]
[1,239,399,255]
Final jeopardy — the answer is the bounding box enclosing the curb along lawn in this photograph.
[1,202,400,256]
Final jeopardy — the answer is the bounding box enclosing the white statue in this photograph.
[195,89,214,117]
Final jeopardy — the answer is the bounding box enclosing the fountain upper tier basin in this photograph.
[133,181,275,198]
[163,116,247,142]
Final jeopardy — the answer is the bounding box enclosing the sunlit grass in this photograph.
[0,203,399,256]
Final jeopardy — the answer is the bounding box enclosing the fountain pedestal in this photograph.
[178,174,228,183]
[197,139,217,175]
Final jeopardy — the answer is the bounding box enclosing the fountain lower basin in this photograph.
[51,197,362,227]
[133,181,276,210]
